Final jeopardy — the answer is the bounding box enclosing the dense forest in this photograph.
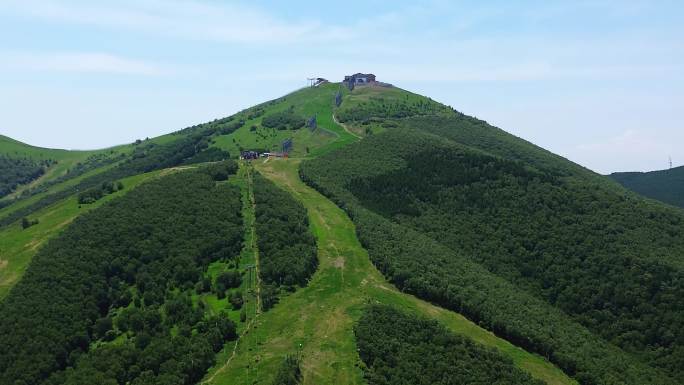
[348,144,684,372]
[0,127,239,228]
[300,126,680,384]
[355,305,545,385]
[611,165,684,208]
[0,166,244,385]
[0,155,51,197]
[252,173,317,309]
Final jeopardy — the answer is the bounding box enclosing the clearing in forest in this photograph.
[204,159,576,385]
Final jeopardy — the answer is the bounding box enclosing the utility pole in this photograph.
[669,156,673,169]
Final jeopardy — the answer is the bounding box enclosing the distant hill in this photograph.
[610,165,684,208]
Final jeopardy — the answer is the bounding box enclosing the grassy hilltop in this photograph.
[0,82,682,385]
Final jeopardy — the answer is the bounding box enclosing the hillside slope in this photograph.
[2,82,683,385]
[300,84,683,384]
[610,165,684,208]
[206,159,575,385]
[0,134,130,203]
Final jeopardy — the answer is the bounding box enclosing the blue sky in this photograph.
[1,0,682,173]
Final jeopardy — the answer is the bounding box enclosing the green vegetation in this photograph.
[212,84,357,158]
[253,173,317,304]
[183,148,231,165]
[5,82,682,385]
[0,168,243,384]
[0,131,215,228]
[20,216,39,229]
[610,165,684,208]
[269,355,302,385]
[261,107,306,131]
[203,161,239,182]
[0,170,162,301]
[0,135,129,205]
[0,155,51,198]
[0,110,243,219]
[206,159,574,385]
[356,304,545,385]
[11,152,127,204]
[300,122,681,384]
[335,85,453,136]
[77,180,124,204]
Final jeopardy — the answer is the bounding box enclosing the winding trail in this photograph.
[332,114,361,139]
[204,158,576,385]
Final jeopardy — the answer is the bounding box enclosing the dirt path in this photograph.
[332,114,361,139]
[205,158,576,385]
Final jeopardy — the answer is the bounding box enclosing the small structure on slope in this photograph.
[240,150,260,160]
[307,115,317,131]
[307,77,329,87]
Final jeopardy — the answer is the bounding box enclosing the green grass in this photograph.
[0,169,165,301]
[0,135,133,200]
[0,161,122,222]
[334,84,452,136]
[0,131,180,203]
[204,158,576,385]
[2,85,577,384]
[211,83,358,159]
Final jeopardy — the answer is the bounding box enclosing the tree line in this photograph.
[252,173,317,310]
[355,304,545,385]
[299,127,679,385]
[78,180,124,204]
[0,155,52,198]
[261,107,305,131]
[0,166,244,385]
[0,127,237,228]
[346,139,684,379]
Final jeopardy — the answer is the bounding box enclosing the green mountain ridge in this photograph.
[0,82,682,385]
[610,165,684,208]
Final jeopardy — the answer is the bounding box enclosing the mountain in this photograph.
[610,165,684,208]
[0,81,682,385]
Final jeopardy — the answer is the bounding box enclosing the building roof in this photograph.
[344,73,376,80]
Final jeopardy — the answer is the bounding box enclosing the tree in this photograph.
[270,355,302,385]
[93,317,113,339]
[228,290,243,310]
[21,216,38,229]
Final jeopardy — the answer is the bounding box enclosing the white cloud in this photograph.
[2,52,172,75]
[0,0,349,44]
